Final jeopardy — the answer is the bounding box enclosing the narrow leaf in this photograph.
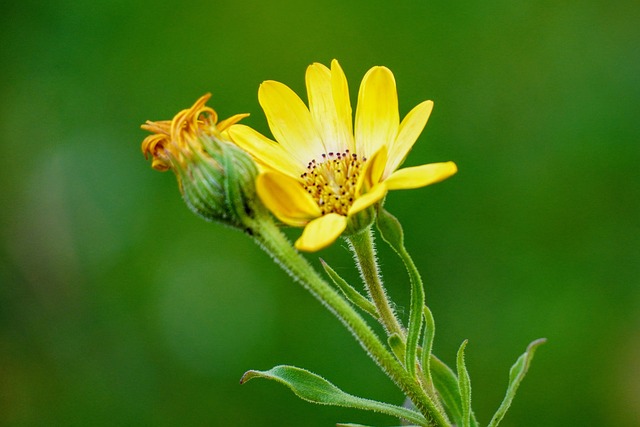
[421,306,436,386]
[430,356,463,424]
[241,365,428,426]
[487,338,546,427]
[456,340,471,427]
[376,208,424,378]
[320,258,379,319]
[375,207,405,250]
[430,356,479,427]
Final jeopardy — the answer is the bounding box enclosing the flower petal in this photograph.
[348,183,388,215]
[385,162,458,190]
[385,100,434,178]
[256,172,321,226]
[259,81,323,164]
[356,145,388,194]
[354,66,399,157]
[330,60,355,153]
[228,124,302,179]
[295,213,347,252]
[217,113,251,132]
[306,63,348,155]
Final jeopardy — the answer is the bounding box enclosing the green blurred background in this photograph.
[1,0,638,425]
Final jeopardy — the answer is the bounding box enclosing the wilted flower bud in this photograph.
[141,94,267,231]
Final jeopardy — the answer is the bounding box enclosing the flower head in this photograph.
[141,94,266,230]
[228,60,457,251]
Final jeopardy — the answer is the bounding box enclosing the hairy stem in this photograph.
[252,219,449,427]
[346,227,405,338]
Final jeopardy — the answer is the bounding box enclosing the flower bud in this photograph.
[141,94,267,231]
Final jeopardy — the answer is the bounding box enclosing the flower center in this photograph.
[300,150,366,216]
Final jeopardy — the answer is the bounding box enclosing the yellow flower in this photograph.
[228,60,457,252]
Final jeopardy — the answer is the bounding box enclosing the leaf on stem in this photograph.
[456,340,472,427]
[375,208,424,378]
[240,365,428,426]
[430,356,479,427]
[320,258,379,319]
[388,332,406,362]
[375,208,405,250]
[487,338,547,427]
[421,307,435,386]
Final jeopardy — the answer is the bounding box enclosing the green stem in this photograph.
[252,219,449,427]
[375,208,441,407]
[346,228,405,338]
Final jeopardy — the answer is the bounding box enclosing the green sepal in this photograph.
[320,258,379,319]
[344,205,376,236]
[376,208,424,378]
[240,365,428,426]
[218,139,268,230]
[430,355,479,427]
[487,338,546,427]
[387,333,406,362]
[456,340,472,427]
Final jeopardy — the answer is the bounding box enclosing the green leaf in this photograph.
[430,356,478,427]
[388,332,406,362]
[375,207,405,250]
[376,208,424,378]
[240,365,428,426]
[421,307,436,386]
[456,340,471,427]
[430,356,462,424]
[487,338,546,427]
[320,258,379,319]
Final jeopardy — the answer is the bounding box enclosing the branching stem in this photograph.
[252,219,449,427]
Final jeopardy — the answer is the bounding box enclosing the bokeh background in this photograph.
[1,0,638,426]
